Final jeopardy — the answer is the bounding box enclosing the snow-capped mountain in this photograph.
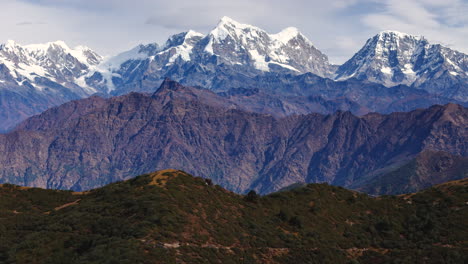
[202,16,330,75]
[335,31,468,101]
[0,40,104,132]
[0,40,103,95]
[86,16,332,94]
[0,19,466,133]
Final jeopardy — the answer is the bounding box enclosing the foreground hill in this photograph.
[0,170,466,263]
[0,79,466,194]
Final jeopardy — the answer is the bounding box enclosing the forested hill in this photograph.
[0,169,466,263]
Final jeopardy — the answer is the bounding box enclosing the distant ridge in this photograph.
[2,80,466,194]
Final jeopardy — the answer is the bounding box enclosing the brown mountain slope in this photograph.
[353,150,468,195]
[0,79,466,194]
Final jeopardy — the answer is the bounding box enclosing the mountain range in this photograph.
[1,79,465,195]
[0,15,467,264]
[0,17,467,132]
[1,169,466,263]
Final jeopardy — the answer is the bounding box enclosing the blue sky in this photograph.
[1,0,467,63]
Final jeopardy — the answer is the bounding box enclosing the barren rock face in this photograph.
[1,80,466,194]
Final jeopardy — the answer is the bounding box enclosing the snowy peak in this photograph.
[0,39,103,68]
[0,39,103,95]
[74,46,103,66]
[87,17,333,93]
[160,30,205,63]
[98,44,151,71]
[204,17,330,75]
[0,40,29,63]
[206,16,269,51]
[215,16,261,32]
[335,30,468,101]
[1,39,21,50]
[24,40,103,67]
[102,16,331,77]
[272,27,302,44]
[137,43,161,57]
[219,16,243,26]
[371,31,427,57]
[207,17,310,51]
[89,31,206,93]
[164,30,204,49]
[24,40,72,53]
[336,31,466,84]
[376,30,423,41]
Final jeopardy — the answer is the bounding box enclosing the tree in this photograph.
[204,179,213,186]
[289,216,303,229]
[245,190,259,203]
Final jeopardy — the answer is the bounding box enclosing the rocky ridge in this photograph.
[1,79,466,194]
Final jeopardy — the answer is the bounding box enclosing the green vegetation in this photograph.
[0,171,467,263]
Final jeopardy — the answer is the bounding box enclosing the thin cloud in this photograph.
[16,21,34,26]
[16,21,47,26]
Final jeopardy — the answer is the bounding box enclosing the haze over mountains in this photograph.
[0,17,467,132]
[1,79,466,195]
